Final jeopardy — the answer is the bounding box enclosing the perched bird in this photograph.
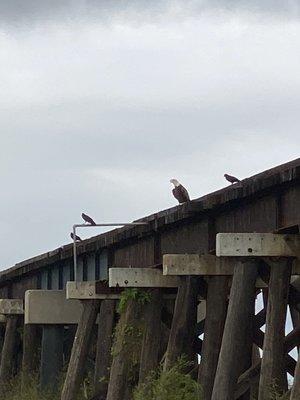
[170,179,190,204]
[81,212,96,226]
[224,174,240,184]
[70,232,82,242]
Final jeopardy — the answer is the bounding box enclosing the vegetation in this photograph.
[133,357,203,400]
[117,288,151,314]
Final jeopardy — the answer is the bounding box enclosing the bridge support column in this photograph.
[163,276,199,371]
[198,276,229,400]
[22,324,40,377]
[94,300,116,399]
[258,259,292,399]
[0,315,19,387]
[106,299,145,400]
[40,325,64,392]
[211,261,258,400]
[139,289,163,383]
[61,300,100,400]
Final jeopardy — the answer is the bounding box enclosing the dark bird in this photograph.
[224,174,240,184]
[81,212,96,225]
[70,232,82,242]
[170,179,190,204]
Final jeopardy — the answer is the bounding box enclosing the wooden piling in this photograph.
[22,324,40,375]
[61,300,100,400]
[0,315,19,386]
[211,261,258,400]
[258,259,292,399]
[94,300,116,399]
[40,325,64,391]
[106,298,145,400]
[290,353,300,399]
[198,276,229,400]
[139,289,163,383]
[163,277,199,371]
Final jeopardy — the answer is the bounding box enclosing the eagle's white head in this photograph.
[170,179,180,187]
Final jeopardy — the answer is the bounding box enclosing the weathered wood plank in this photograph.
[94,300,116,399]
[211,261,258,400]
[61,300,100,400]
[258,259,292,399]
[216,233,300,257]
[163,277,199,371]
[198,276,229,400]
[109,268,180,288]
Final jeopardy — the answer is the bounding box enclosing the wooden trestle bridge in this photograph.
[1,158,300,400]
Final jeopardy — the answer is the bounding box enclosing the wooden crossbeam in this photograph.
[109,268,180,288]
[216,233,300,257]
[163,254,300,276]
[25,290,83,324]
[0,299,23,315]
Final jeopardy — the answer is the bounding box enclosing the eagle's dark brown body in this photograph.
[224,174,240,184]
[82,212,96,225]
[172,184,190,204]
[70,232,82,242]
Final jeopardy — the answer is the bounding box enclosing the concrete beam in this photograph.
[109,268,180,288]
[216,233,300,257]
[0,299,23,315]
[163,254,300,275]
[25,290,83,324]
[163,254,234,275]
[66,281,122,300]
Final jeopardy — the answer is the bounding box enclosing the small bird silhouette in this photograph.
[170,179,190,204]
[224,174,240,184]
[81,213,96,225]
[70,232,82,242]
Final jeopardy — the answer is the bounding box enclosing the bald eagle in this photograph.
[224,174,240,184]
[82,212,96,225]
[70,232,83,242]
[170,179,190,204]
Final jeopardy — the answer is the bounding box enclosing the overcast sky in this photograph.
[1,1,300,269]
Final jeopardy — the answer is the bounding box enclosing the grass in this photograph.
[133,357,203,400]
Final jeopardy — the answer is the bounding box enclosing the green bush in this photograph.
[133,358,203,400]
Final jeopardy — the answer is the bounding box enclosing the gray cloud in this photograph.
[0,3,300,268]
[0,0,300,27]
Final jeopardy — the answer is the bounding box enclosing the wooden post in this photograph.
[40,325,64,391]
[0,316,18,387]
[198,276,229,400]
[163,277,199,371]
[291,352,300,399]
[106,299,145,400]
[61,300,100,400]
[211,261,258,400]
[139,289,163,383]
[94,300,116,399]
[22,324,40,376]
[258,259,292,399]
